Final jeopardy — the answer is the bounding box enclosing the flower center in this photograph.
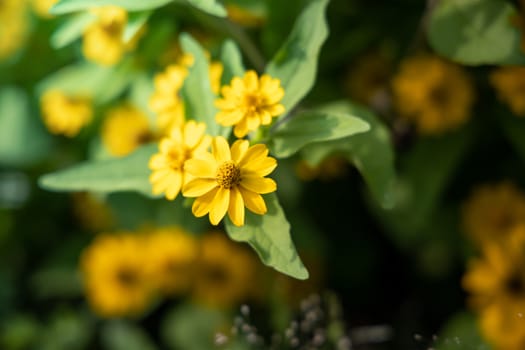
[116,267,139,288]
[505,272,525,296]
[167,147,190,171]
[216,161,241,189]
[244,93,263,114]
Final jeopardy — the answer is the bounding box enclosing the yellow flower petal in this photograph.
[192,187,219,217]
[242,157,277,176]
[240,175,276,194]
[243,70,259,91]
[184,157,217,178]
[183,178,218,197]
[239,188,267,214]
[209,187,230,225]
[230,139,249,163]
[212,136,231,162]
[165,172,183,200]
[228,187,245,226]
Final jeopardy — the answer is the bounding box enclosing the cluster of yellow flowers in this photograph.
[461,181,525,349]
[81,227,258,318]
[148,59,285,226]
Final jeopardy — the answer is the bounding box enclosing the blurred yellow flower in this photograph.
[183,137,277,227]
[490,66,525,116]
[295,156,349,182]
[462,226,525,349]
[149,64,188,133]
[462,181,525,247]
[102,104,155,157]
[226,4,266,27]
[215,70,285,138]
[391,54,475,135]
[71,192,114,233]
[0,0,29,60]
[149,120,211,200]
[345,50,391,108]
[144,226,199,295]
[81,233,153,318]
[40,89,93,137]
[82,6,140,66]
[31,0,57,18]
[192,231,257,308]
[209,61,224,95]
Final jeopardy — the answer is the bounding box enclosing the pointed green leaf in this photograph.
[0,87,52,168]
[300,101,396,209]
[123,10,151,43]
[38,144,158,197]
[265,0,329,115]
[180,32,224,136]
[220,39,245,86]
[50,12,96,49]
[224,193,309,280]
[269,110,370,158]
[50,0,175,14]
[428,0,525,65]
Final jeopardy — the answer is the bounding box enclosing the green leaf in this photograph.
[0,87,52,168]
[50,12,97,49]
[50,0,175,14]
[265,0,329,115]
[499,107,525,161]
[102,320,157,350]
[428,0,525,65]
[300,101,396,209]
[38,144,158,197]
[123,10,151,43]
[180,32,225,136]
[36,60,135,104]
[269,110,369,159]
[434,311,487,350]
[161,303,228,350]
[220,39,245,87]
[180,0,228,17]
[224,193,309,280]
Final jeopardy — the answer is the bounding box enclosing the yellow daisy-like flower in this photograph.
[143,226,199,295]
[0,0,29,60]
[192,231,257,308]
[80,232,153,318]
[149,120,211,200]
[391,54,475,135]
[40,89,93,137]
[149,64,188,133]
[461,181,525,247]
[182,136,277,227]
[102,104,156,157]
[462,226,525,349]
[215,70,285,138]
[82,6,139,66]
[490,66,525,116]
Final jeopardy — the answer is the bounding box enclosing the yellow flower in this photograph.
[40,89,93,137]
[102,104,156,157]
[0,0,29,60]
[209,61,224,95]
[490,66,525,116]
[226,4,266,27]
[462,226,525,349]
[391,54,475,135]
[82,6,139,66]
[149,64,188,133]
[80,232,153,318]
[192,231,257,308]
[461,181,525,247]
[143,226,199,295]
[215,70,285,138]
[31,0,57,18]
[149,120,211,200]
[182,136,277,227]
[71,192,114,233]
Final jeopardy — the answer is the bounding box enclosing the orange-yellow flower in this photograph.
[149,120,211,200]
[40,89,93,137]
[490,66,525,116]
[215,70,285,138]
[182,136,277,226]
